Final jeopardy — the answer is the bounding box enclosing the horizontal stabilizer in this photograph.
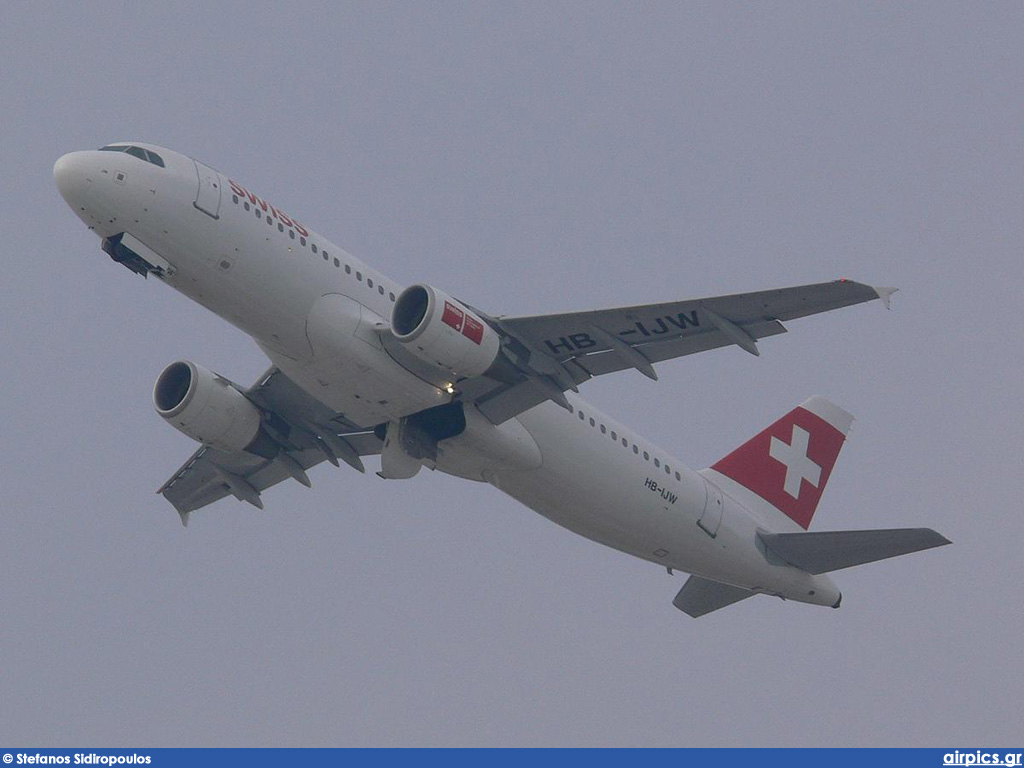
[673,575,756,618]
[759,528,951,574]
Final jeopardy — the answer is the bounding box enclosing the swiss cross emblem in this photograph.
[710,404,846,529]
[441,301,484,345]
[768,424,822,499]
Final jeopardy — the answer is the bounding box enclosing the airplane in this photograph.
[54,142,949,617]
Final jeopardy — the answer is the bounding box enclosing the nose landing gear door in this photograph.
[193,159,222,219]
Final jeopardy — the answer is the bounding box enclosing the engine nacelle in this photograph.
[153,361,264,453]
[391,284,501,380]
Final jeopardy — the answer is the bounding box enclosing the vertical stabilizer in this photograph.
[705,397,853,530]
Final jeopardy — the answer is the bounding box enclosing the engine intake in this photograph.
[154,361,271,454]
[391,284,500,380]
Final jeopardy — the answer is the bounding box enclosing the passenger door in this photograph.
[192,159,222,218]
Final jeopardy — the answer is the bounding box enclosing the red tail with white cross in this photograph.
[710,397,854,530]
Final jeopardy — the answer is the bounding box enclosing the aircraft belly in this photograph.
[297,292,449,425]
[492,455,831,599]
[140,209,316,358]
[145,209,452,427]
[490,401,807,594]
[503,401,714,568]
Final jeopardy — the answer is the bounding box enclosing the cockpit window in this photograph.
[98,144,165,168]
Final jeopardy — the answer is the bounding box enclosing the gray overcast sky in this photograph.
[2,1,1022,747]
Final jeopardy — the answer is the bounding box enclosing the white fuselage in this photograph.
[55,143,840,607]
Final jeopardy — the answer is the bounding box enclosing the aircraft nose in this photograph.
[54,151,92,206]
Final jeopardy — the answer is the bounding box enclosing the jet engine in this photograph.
[153,361,270,454]
[391,284,501,380]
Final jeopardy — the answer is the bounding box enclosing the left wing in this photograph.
[468,280,893,423]
[158,368,382,525]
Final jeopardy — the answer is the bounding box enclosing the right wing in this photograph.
[158,368,382,525]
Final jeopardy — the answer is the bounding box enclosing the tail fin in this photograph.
[705,396,853,530]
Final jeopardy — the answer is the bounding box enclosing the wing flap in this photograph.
[473,320,787,424]
[576,319,787,377]
[758,528,951,574]
[672,575,757,617]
